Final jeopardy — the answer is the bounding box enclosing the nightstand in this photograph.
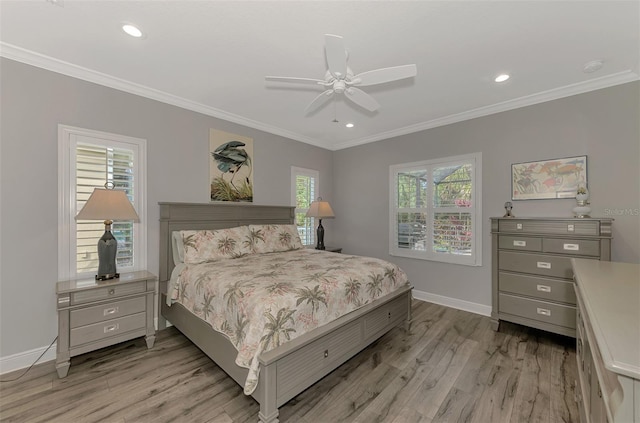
[55,270,156,378]
[325,247,342,253]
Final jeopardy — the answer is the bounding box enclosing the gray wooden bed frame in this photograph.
[158,202,412,423]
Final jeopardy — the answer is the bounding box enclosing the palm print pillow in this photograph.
[181,226,251,264]
[246,224,303,253]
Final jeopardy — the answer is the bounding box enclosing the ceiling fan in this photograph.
[265,34,417,114]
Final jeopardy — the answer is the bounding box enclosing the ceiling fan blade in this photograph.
[265,76,325,85]
[325,34,347,79]
[305,89,334,114]
[344,87,380,112]
[351,64,417,87]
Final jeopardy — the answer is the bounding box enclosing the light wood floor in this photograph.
[0,300,579,423]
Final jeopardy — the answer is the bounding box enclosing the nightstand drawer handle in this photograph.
[536,284,551,293]
[563,243,579,251]
[537,262,551,269]
[104,324,119,333]
[324,349,329,358]
[103,307,119,316]
[108,288,116,295]
[536,308,551,317]
[513,240,526,247]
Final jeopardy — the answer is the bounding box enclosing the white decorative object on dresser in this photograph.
[56,270,156,378]
[490,217,612,337]
[573,259,639,423]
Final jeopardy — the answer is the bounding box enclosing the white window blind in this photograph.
[75,144,136,274]
[389,153,482,266]
[291,167,318,246]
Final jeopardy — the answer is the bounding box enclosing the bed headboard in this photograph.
[158,202,295,283]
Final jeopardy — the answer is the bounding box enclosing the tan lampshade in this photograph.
[75,188,140,222]
[306,200,335,219]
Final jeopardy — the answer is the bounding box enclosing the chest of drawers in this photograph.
[56,271,156,378]
[490,217,612,337]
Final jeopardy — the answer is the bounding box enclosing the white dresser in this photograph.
[573,259,639,423]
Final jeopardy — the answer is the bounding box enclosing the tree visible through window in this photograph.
[390,153,482,266]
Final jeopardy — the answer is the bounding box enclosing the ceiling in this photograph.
[1,1,638,151]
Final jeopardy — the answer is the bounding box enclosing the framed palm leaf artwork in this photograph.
[511,155,587,200]
[210,129,254,202]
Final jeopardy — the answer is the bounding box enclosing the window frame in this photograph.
[291,166,319,246]
[58,125,147,280]
[389,152,482,266]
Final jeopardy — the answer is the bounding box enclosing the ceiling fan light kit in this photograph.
[265,34,417,115]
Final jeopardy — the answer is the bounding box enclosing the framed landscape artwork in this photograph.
[511,155,587,200]
[210,129,253,202]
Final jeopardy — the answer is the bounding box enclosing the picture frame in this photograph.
[210,129,254,202]
[511,155,587,200]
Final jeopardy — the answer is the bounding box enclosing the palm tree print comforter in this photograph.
[169,248,409,395]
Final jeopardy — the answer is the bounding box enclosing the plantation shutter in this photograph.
[75,143,136,274]
[295,173,316,245]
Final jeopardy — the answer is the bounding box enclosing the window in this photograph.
[389,153,482,266]
[291,167,318,246]
[58,126,146,279]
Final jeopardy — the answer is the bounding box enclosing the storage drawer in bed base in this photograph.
[275,294,408,405]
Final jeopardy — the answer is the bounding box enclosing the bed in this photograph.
[158,202,413,423]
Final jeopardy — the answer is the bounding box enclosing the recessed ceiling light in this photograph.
[345,123,354,128]
[494,74,510,83]
[122,24,143,38]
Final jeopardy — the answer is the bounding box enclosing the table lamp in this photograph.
[75,185,140,280]
[305,197,335,250]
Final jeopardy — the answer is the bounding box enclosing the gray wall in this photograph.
[0,58,333,358]
[333,82,640,306]
[1,56,638,362]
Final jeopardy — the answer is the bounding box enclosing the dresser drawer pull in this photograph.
[536,308,551,316]
[324,349,329,358]
[536,284,551,293]
[108,288,116,295]
[563,243,580,251]
[104,323,119,333]
[103,306,119,316]
[536,262,551,269]
[513,240,527,247]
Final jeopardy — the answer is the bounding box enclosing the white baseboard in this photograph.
[412,289,491,317]
[0,342,57,375]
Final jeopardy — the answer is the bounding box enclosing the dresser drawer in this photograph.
[70,312,146,347]
[542,238,600,257]
[70,296,146,328]
[499,272,576,305]
[364,295,407,339]
[498,235,542,252]
[499,251,573,279]
[70,281,147,305]
[499,293,576,329]
[498,220,599,236]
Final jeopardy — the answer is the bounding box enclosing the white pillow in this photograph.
[171,231,185,264]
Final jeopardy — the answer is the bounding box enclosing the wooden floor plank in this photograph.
[0,301,579,423]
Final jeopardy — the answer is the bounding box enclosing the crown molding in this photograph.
[332,69,639,150]
[0,42,328,149]
[2,42,637,152]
